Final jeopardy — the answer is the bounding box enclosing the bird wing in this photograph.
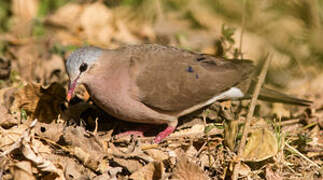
[130,44,254,112]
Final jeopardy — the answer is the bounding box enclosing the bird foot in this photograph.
[154,126,176,144]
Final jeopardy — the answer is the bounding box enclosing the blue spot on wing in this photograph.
[186,66,194,73]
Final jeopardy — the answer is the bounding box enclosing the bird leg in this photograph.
[115,125,177,143]
[154,126,176,143]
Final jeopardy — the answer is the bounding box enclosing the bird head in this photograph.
[65,46,102,102]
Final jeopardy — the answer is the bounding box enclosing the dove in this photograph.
[65,44,311,143]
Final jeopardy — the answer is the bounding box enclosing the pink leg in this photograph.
[154,126,176,143]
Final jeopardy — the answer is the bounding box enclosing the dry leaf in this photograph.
[238,163,251,177]
[12,0,38,21]
[79,2,114,45]
[46,3,83,31]
[55,31,83,46]
[11,161,35,180]
[62,126,105,171]
[34,123,65,143]
[184,145,198,158]
[224,119,239,151]
[64,161,89,180]
[272,103,291,119]
[11,82,66,123]
[0,57,11,80]
[241,128,278,162]
[172,153,209,180]
[11,0,39,37]
[93,167,122,180]
[265,166,283,180]
[144,149,168,161]
[21,133,64,179]
[14,44,39,82]
[0,105,18,128]
[129,161,164,180]
[113,19,141,44]
[170,124,205,138]
[36,54,66,85]
[113,156,144,173]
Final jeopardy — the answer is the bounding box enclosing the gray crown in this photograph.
[66,46,103,80]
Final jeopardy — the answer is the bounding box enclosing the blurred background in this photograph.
[0,0,323,101]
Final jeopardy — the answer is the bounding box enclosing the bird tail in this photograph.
[258,87,312,106]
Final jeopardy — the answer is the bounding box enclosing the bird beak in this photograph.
[67,76,79,102]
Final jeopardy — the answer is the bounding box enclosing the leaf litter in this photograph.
[0,1,322,179]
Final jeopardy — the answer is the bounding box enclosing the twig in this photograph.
[275,118,300,126]
[239,0,247,59]
[232,54,272,179]
[285,142,321,169]
[93,117,98,135]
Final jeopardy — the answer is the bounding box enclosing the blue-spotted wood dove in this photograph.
[65,44,311,143]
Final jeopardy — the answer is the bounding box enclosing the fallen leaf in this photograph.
[10,82,66,123]
[112,156,144,173]
[129,161,164,180]
[172,153,209,180]
[241,128,278,162]
[238,163,251,177]
[10,0,38,37]
[144,149,168,161]
[0,57,11,80]
[11,161,35,180]
[46,2,83,32]
[64,161,89,180]
[224,119,239,151]
[61,126,106,172]
[79,2,114,45]
[12,0,38,21]
[265,166,283,180]
[34,122,65,142]
[0,104,18,128]
[272,103,290,119]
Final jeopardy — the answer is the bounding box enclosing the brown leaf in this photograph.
[12,0,38,21]
[61,126,106,172]
[11,82,66,123]
[172,153,209,180]
[144,149,168,162]
[129,161,164,180]
[113,157,144,173]
[272,103,291,119]
[0,105,18,128]
[46,3,83,31]
[265,166,282,180]
[11,0,38,37]
[241,127,278,162]
[0,57,11,80]
[79,2,114,45]
[11,161,35,180]
[224,119,239,151]
[34,123,65,142]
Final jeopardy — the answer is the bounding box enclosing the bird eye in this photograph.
[79,63,88,72]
